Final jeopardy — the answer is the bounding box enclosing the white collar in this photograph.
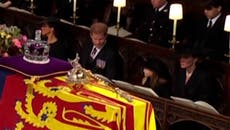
[158,2,168,12]
[209,13,221,26]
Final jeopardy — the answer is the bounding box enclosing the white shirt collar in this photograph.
[91,43,106,59]
[209,13,221,27]
[158,2,168,12]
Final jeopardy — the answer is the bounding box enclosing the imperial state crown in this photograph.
[23,39,50,64]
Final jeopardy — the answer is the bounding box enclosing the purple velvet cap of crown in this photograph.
[0,55,72,77]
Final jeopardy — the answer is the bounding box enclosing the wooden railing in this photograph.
[1,7,230,130]
[129,91,230,130]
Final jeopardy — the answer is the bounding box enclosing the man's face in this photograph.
[90,33,106,48]
[204,6,221,19]
[151,0,166,8]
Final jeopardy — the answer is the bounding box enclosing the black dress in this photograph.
[49,39,76,61]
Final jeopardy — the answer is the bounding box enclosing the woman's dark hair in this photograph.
[40,17,60,37]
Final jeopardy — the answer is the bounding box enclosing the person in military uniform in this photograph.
[131,0,173,48]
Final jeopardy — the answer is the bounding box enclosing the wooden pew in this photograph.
[127,91,230,130]
[1,7,230,130]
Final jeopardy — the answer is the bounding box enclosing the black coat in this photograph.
[79,40,123,80]
[143,76,172,98]
[172,64,223,109]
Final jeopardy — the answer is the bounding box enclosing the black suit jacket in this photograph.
[79,40,123,80]
[193,13,228,62]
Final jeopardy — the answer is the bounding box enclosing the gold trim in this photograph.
[0,64,68,79]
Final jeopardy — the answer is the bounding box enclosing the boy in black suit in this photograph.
[192,0,228,62]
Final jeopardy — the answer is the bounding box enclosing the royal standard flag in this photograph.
[0,73,156,130]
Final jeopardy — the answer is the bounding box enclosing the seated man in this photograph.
[79,22,123,80]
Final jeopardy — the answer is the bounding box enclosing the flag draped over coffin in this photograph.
[0,73,156,130]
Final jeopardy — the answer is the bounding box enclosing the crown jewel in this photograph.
[23,39,50,64]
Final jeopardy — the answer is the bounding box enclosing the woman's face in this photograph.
[41,23,53,36]
[179,56,197,69]
[143,68,154,77]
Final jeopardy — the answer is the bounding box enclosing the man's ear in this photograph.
[217,6,222,12]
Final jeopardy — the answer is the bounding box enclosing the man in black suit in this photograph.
[79,22,123,80]
[192,0,228,62]
[131,0,173,48]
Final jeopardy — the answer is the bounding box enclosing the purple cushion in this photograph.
[0,55,72,78]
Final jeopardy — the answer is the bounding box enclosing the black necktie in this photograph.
[155,9,159,15]
[208,20,212,29]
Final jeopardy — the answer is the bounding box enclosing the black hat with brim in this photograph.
[175,43,204,58]
[38,17,60,26]
[142,57,171,80]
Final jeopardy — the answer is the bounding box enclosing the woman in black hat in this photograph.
[172,44,224,111]
[169,43,226,129]
[141,56,172,98]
